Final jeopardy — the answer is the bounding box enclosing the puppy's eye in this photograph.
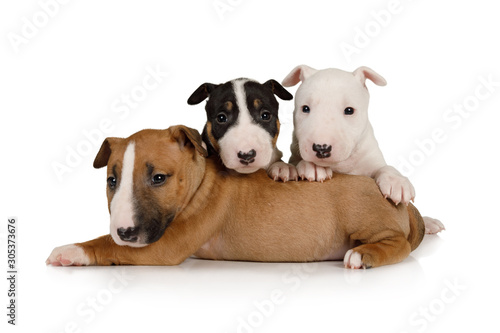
[302,105,310,113]
[344,107,355,115]
[107,176,117,190]
[151,174,168,186]
[216,113,228,123]
[260,111,271,121]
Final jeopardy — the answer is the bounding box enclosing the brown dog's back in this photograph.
[194,165,425,266]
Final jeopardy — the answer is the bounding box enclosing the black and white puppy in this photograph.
[188,78,296,180]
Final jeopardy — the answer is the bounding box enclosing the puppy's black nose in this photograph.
[312,143,332,159]
[117,227,139,242]
[238,149,256,165]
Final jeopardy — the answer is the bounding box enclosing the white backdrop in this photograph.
[1,1,499,332]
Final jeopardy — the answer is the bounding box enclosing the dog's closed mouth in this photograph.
[239,159,255,165]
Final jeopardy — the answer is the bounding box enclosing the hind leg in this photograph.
[344,235,411,269]
[423,216,445,234]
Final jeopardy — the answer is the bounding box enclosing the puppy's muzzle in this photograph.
[237,149,256,165]
[117,227,139,243]
[312,143,332,159]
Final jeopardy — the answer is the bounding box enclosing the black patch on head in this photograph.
[243,80,283,139]
[203,81,240,152]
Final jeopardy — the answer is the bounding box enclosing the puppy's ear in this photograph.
[281,65,318,87]
[353,66,387,87]
[93,138,121,169]
[187,83,220,105]
[263,79,293,100]
[169,125,208,157]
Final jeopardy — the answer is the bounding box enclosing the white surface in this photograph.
[1,1,499,332]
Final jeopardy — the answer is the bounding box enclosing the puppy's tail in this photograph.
[406,203,426,251]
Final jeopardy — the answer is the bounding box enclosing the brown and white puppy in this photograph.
[188,78,297,181]
[46,125,427,269]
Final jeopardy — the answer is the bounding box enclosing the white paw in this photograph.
[375,171,415,205]
[343,249,364,269]
[267,161,298,182]
[46,244,90,266]
[296,160,333,182]
[423,216,445,234]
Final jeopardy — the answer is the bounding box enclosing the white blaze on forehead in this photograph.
[110,141,136,245]
[218,79,274,172]
[233,79,253,131]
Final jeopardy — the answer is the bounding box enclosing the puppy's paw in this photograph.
[423,216,445,234]
[46,244,90,266]
[267,161,298,182]
[296,160,333,182]
[376,171,415,206]
[344,250,365,269]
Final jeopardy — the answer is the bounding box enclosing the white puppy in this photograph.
[282,65,414,206]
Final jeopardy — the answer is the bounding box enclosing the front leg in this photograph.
[46,234,190,266]
[47,212,224,266]
[373,165,415,205]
